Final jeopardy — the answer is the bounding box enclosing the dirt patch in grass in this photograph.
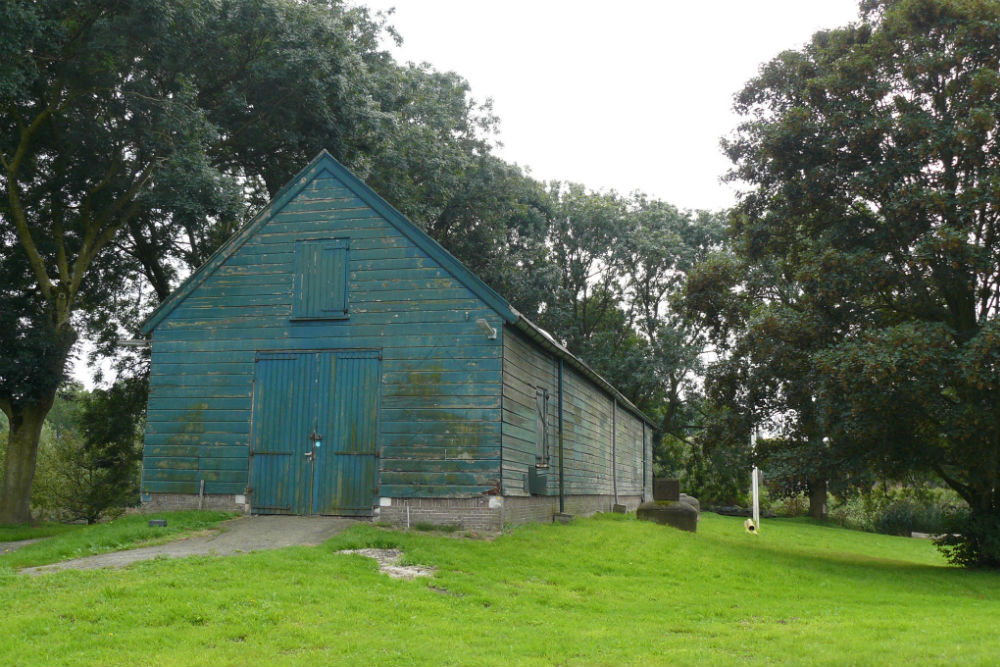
[336,548,437,580]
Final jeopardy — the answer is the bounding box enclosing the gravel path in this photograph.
[22,515,359,575]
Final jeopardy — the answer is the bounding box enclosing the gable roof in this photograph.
[141,151,654,427]
[141,150,517,335]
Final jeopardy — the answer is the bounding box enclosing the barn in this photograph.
[140,151,654,530]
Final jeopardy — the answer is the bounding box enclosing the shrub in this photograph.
[936,511,1000,568]
[766,492,810,518]
[830,484,964,537]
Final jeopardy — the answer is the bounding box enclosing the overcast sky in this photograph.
[358,0,863,211]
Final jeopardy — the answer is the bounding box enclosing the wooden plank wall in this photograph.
[144,168,504,499]
[501,328,647,497]
[500,329,558,494]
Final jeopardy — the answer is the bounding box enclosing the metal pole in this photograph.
[558,359,565,514]
[612,398,618,505]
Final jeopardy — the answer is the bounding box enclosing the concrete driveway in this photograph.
[22,515,359,575]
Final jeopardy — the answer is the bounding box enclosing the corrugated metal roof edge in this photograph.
[509,311,657,428]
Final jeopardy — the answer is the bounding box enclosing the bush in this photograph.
[935,511,1000,568]
[830,484,964,536]
[24,383,142,524]
[765,491,810,518]
[32,426,140,524]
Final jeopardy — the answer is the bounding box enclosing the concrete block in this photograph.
[653,478,680,502]
[636,500,697,532]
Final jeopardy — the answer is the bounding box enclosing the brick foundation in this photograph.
[143,492,644,532]
[142,493,249,513]
[375,494,644,531]
[376,496,503,532]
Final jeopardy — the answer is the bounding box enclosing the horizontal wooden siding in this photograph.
[501,327,647,497]
[144,169,503,499]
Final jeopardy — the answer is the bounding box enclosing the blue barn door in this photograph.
[249,351,379,515]
[313,351,380,515]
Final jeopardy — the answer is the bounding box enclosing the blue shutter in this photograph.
[294,239,349,319]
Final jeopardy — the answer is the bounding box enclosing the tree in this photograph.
[540,184,725,464]
[1,0,549,523]
[723,0,1000,564]
[0,0,236,523]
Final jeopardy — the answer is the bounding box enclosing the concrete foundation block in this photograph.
[679,493,700,514]
[653,478,680,502]
[636,500,698,532]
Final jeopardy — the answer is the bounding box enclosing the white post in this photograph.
[750,428,761,534]
[751,466,760,533]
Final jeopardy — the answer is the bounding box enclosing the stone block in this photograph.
[653,478,680,502]
[678,493,700,514]
[636,500,697,532]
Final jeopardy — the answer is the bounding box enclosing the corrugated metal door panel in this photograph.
[250,354,308,514]
[315,351,379,515]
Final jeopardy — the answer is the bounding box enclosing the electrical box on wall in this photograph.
[528,466,549,495]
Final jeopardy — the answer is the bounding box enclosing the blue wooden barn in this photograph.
[140,151,654,529]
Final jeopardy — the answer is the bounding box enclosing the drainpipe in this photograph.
[641,421,647,502]
[612,397,618,506]
[558,359,565,514]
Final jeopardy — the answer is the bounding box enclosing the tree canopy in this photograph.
[710,0,1000,564]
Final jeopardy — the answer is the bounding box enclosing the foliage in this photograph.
[9,513,1000,665]
[937,511,1000,569]
[540,184,725,454]
[19,383,142,524]
[829,483,965,536]
[711,0,1000,563]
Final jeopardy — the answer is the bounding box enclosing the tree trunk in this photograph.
[0,398,54,524]
[808,478,828,520]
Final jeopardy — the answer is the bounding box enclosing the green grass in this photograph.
[1,512,998,666]
[0,511,235,569]
[0,522,81,543]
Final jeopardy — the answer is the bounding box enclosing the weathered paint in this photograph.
[501,327,648,498]
[141,151,653,518]
[142,155,505,505]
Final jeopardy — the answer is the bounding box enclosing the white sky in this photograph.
[359,0,862,211]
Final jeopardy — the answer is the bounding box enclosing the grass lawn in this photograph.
[1,512,997,666]
[0,511,235,569]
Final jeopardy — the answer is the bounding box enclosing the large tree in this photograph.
[1,0,553,523]
[0,0,237,523]
[723,0,1000,564]
[541,184,725,454]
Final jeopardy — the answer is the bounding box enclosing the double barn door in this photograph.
[249,350,379,515]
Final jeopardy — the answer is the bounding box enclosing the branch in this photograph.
[931,462,975,507]
[68,159,157,308]
[5,180,54,299]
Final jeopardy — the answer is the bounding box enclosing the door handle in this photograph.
[304,450,314,461]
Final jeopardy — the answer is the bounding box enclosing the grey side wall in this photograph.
[500,327,650,507]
